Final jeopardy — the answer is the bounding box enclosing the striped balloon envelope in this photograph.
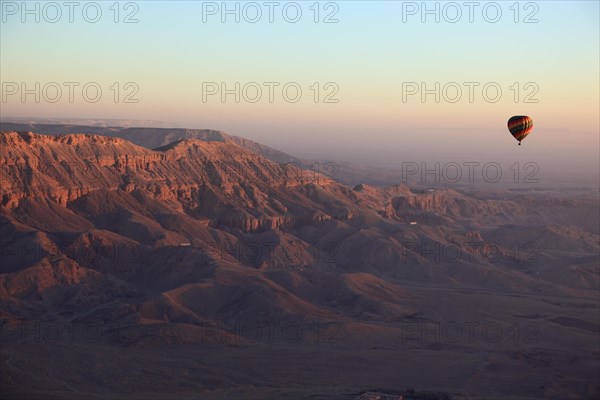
[507,116,533,145]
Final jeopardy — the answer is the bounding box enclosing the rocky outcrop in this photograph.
[0,132,344,233]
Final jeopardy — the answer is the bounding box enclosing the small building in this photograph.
[409,221,417,225]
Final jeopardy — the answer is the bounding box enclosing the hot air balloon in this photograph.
[507,116,533,145]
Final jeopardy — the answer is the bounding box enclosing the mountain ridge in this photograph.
[0,122,302,165]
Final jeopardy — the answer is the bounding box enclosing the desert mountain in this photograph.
[1,130,598,399]
[0,122,302,165]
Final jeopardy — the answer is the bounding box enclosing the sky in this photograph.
[1,1,599,184]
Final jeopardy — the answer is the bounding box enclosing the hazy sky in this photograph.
[1,1,598,182]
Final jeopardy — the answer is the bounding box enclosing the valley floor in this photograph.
[2,285,598,400]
